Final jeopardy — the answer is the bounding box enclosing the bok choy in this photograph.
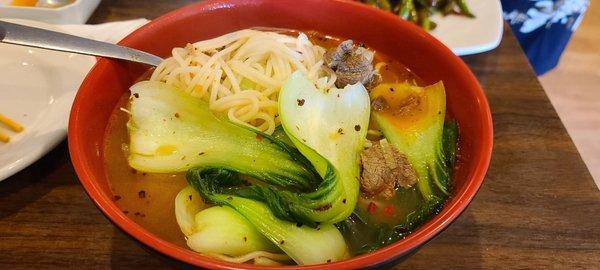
[127,81,319,190]
[370,82,452,200]
[186,170,349,265]
[185,71,370,263]
[175,186,285,260]
[128,74,369,264]
[337,82,458,254]
[190,72,370,225]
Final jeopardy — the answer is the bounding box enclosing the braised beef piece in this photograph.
[324,40,381,89]
[360,140,417,199]
[371,96,389,111]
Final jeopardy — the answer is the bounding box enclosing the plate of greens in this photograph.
[359,0,504,55]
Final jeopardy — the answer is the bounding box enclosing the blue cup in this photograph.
[501,0,589,75]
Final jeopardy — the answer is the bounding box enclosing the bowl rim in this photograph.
[68,0,493,269]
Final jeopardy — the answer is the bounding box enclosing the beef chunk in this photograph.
[324,40,381,89]
[360,140,418,199]
[371,96,389,111]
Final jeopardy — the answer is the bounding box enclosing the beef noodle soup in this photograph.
[103,29,458,266]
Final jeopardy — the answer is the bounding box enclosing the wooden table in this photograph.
[1,1,599,269]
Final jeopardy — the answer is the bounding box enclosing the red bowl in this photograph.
[69,0,493,269]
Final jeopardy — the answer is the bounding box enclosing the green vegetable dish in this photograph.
[359,0,475,31]
[104,29,459,266]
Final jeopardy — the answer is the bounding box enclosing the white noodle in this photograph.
[149,29,335,134]
[204,251,291,265]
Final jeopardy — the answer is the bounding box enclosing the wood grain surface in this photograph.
[1,1,599,269]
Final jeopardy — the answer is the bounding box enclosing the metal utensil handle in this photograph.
[0,21,163,67]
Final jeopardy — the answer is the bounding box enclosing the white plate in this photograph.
[0,19,95,181]
[430,0,504,56]
[0,0,101,24]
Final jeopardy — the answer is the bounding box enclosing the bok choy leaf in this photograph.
[128,78,360,264]
[370,82,452,199]
[127,81,319,191]
[186,70,370,263]
[186,72,370,227]
[175,186,282,257]
[186,170,349,265]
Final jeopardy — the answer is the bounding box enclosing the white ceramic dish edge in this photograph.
[0,19,96,181]
[0,0,101,24]
[430,0,504,56]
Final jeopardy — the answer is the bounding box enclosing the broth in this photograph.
[104,95,188,247]
[104,32,436,255]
